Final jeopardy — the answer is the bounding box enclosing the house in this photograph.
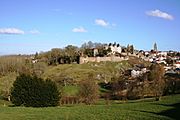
[32,59,38,63]
[164,66,172,71]
[106,42,122,55]
[93,48,98,57]
[157,51,167,57]
[131,67,147,78]
[174,61,180,68]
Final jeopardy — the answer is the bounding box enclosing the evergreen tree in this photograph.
[11,74,60,107]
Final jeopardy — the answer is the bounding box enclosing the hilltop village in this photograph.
[79,42,180,74]
[0,41,180,106]
[31,41,180,75]
[28,41,180,99]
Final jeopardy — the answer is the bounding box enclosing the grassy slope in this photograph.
[42,61,132,83]
[0,94,179,120]
[0,58,146,95]
[42,57,149,83]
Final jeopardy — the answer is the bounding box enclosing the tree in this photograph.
[11,74,60,107]
[32,62,47,77]
[126,44,130,55]
[64,45,78,63]
[97,46,112,57]
[78,74,99,105]
[148,64,165,100]
[84,48,94,57]
[0,72,16,100]
[111,78,128,100]
[81,41,94,49]
[0,55,30,76]
[50,48,62,65]
[65,45,78,56]
[129,45,134,54]
[34,52,38,59]
[126,44,134,54]
[87,41,94,48]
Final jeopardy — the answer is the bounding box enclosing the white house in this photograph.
[174,61,180,68]
[131,68,147,78]
[107,43,122,55]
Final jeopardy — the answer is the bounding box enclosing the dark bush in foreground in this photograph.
[11,74,60,107]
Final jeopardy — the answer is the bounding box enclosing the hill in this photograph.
[42,61,132,84]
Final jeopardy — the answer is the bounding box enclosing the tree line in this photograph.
[35,41,136,65]
[36,41,111,65]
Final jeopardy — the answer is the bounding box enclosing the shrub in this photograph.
[78,78,99,105]
[148,64,165,99]
[11,74,60,107]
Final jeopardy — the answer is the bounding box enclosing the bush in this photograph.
[11,74,60,107]
[78,78,99,105]
[148,64,165,99]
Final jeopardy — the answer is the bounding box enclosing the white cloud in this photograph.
[72,27,87,33]
[95,19,109,27]
[146,9,174,20]
[94,19,117,28]
[29,30,40,34]
[0,28,25,34]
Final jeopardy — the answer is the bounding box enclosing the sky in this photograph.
[0,0,180,55]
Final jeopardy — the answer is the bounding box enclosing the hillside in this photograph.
[0,57,150,98]
[42,61,132,83]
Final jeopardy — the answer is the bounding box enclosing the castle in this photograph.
[79,43,128,64]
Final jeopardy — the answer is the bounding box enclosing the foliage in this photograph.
[36,45,79,65]
[149,64,165,98]
[50,48,62,65]
[164,73,180,95]
[129,64,165,100]
[127,44,134,54]
[32,62,47,77]
[81,41,104,49]
[97,47,111,57]
[0,55,47,77]
[0,72,17,100]
[0,55,30,76]
[107,63,167,100]
[83,48,94,57]
[78,74,99,105]
[11,74,60,107]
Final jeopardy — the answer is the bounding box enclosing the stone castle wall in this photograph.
[80,56,128,64]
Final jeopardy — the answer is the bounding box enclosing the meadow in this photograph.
[0,94,179,120]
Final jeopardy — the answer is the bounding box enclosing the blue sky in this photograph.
[0,0,180,55]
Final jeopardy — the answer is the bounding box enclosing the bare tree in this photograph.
[78,74,99,105]
[149,64,165,100]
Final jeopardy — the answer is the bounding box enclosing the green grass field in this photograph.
[0,94,179,120]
